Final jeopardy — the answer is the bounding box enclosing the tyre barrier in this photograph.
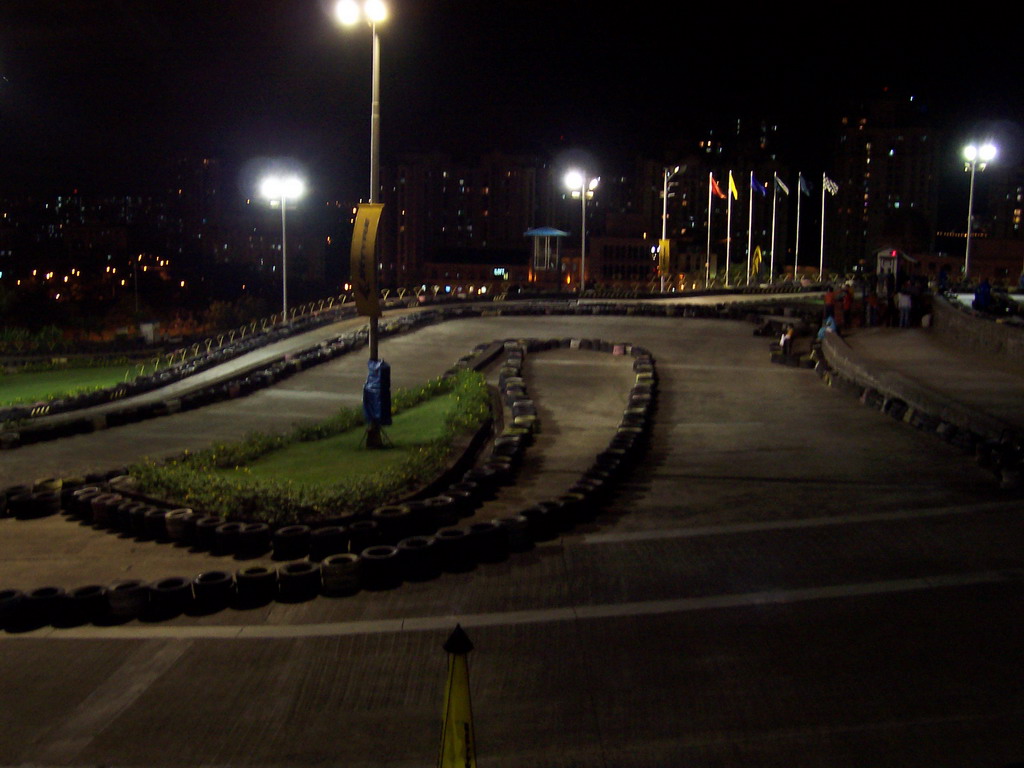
[1,335,657,629]
[0,304,457,451]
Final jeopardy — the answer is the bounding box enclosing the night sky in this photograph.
[2,1,1022,202]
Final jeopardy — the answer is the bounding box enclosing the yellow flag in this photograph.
[350,203,383,318]
[728,171,739,201]
[438,626,476,768]
[752,246,762,273]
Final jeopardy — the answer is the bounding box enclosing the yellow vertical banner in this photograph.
[350,203,383,318]
[658,239,671,276]
[437,625,476,768]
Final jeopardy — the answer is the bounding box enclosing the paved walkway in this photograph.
[1,296,1022,767]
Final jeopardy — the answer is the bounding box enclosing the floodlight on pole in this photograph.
[565,170,598,296]
[335,0,387,361]
[660,165,682,292]
[962,141,996,280]
[259,174,305,322]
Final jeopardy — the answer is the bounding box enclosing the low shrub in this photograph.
[128,369,491,525]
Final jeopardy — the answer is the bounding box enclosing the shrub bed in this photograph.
[127,369,491,525]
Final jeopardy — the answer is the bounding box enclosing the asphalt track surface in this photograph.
[1,306,1022,767]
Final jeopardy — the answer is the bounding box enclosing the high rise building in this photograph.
[832,90,939,268]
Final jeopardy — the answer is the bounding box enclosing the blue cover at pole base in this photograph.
[363,359,392,426]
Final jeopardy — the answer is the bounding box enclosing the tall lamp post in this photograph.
[963,142,996,281]
[565,170,598,296]
[259,174,305,323]
[336,0,387,359]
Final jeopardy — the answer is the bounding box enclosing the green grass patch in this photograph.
[129,369,491,525]
[235,392,458,486]
[0,364,136,407]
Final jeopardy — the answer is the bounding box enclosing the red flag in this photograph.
[710,175,726,199]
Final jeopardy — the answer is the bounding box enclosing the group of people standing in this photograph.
[822,275,919,330]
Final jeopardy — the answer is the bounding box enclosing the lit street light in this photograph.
[962,141,996,280]
[336,0,386,359]
[260,174,305,322]
[336,0,389,449]
[565,170,598,296]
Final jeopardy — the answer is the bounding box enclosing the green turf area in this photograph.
[0,365,136,406]
[232,391,458,486]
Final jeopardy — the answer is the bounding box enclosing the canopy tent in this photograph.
[525,227,568,274]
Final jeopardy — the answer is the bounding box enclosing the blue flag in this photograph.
[751,173,767,196]
[799,174,812,197]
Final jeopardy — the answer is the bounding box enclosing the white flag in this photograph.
[823,175,839,195]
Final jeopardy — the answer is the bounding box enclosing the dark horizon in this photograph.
[2,2,1022,201]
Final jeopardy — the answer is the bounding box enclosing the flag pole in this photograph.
[725,171,733,288]
[770,173,779,281]
[795,172,803,282]
[706,172,713,288]
[747,171,754,286]
[819,171,827,279]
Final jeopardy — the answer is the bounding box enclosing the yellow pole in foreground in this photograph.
[437,624,477,768]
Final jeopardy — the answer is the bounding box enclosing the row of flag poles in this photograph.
[703,170,839,288]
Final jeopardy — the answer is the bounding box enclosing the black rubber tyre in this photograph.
[0,589,26,630]
[521,503,560,542]
[143,507,170,541]
[193,516,225,551]
[146,576,192,620]
[422,494,460,530]
[89,492,124,527]
[192,570,234,614]
[359,545,403,590]
[70,486,103,519]
[23,586,66,628]
[272,525,311,561]
[106,579,149,621]
[434,527,476,573]
[494,514,532,553]
[321,553,361,596]
[309,525,349,562]
[235,566,277,608]
[397,536,440,581]
[59,585,108,626]
[129,504,156,539]
[236,522,272,559]
[276,561,321,603]
[469,520,509,563]
[371,505,414,545]
[213,521,245,556]
[164,508,196,543]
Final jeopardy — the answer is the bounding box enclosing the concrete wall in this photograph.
[820,329,1011,442]
[931,293,1024,359]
